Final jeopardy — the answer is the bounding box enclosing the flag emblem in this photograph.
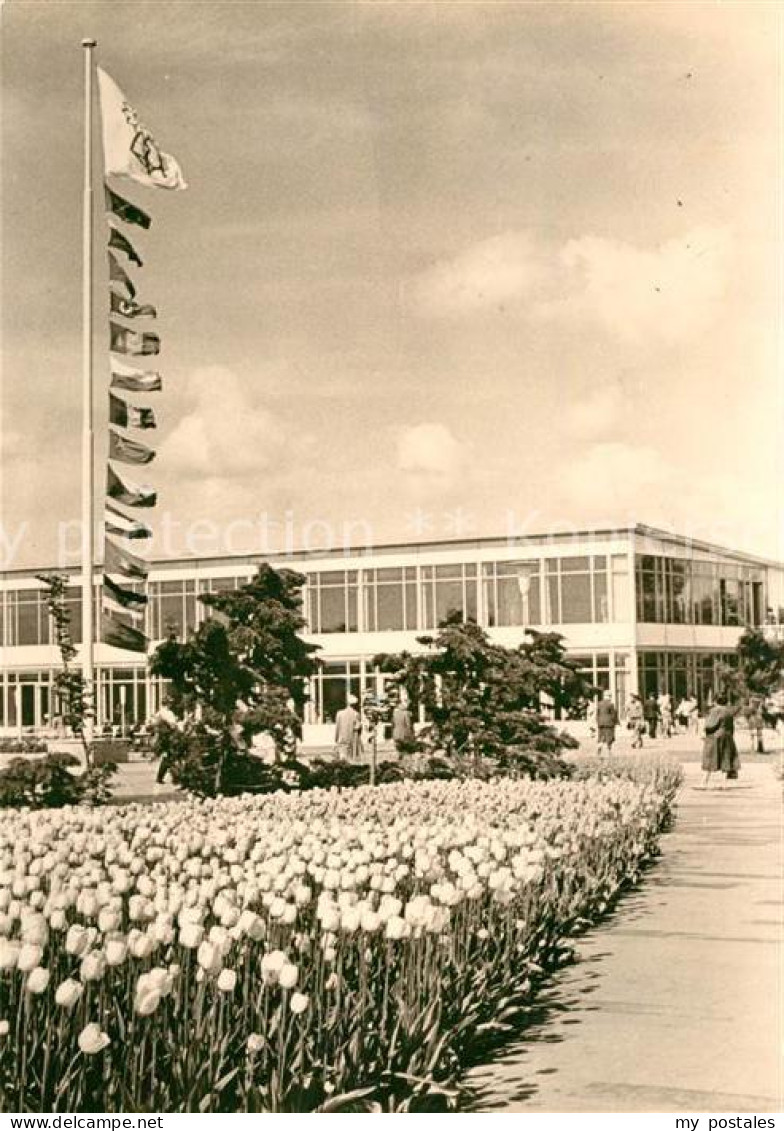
[97,68,187,191]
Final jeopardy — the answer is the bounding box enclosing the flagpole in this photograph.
[82,38,97,745]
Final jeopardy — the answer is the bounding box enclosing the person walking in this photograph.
[391,699,415,755]
[334,695,362,762]
[595,692,619,756]
[643,693,660,739]
[743,697,766,754]
[626,693,645,749]
[701,693,740,788]
[658,692,674,739]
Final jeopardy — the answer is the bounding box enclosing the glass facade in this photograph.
[637,650,737,706]
[362,567,417,632]
[303,554,632,634]
[635,555,764,627]
[1,537,779,735]
[420,563,478,628]
[147,579,199,640]
[483,560,541,626]
[307,571,359,634]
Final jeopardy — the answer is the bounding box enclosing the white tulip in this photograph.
[217,968,237,993]
[260,949,287,985]
[55,978,83,1008]
[80,950,106,982]
[17,942,43,973]
[278,963,298,989]
[179,921,204,949]
[26,966,50,995]
[65,925,91,957]
[78,1023,110,1055]
[290,992,309,1015]
[105,938,128,967]
[197,941,221,974]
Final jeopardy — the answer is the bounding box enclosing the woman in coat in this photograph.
[702,694,740,788]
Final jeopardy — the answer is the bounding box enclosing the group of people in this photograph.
[590,691,703,753]
[621,691,699,748]
[589,688,771,763]
[589,686,774,790]
[333,695,415,762]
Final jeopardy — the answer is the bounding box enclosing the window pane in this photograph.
[376,568,402,583]
[465,576,478,621]
[560,556,590,572]
[435,565,462,579]
[593,571,609,622]
[321,678,346,723]
[435,580,463,624]
[346,584,358,632]
[720,579,739,626]
[612,569,630,621]
[320,586,347,633]
[561,573,592,622]
[18,596,41,645]
[546,575,560,623]
[65,588,83,644]
[376,584,404,631]
[640,570,656,622]
[496,577,523,625]
[158,595,184,637]
[404,582,417,630]
[184,594,198,635]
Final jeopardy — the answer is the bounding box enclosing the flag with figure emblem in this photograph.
[97,67,187,191]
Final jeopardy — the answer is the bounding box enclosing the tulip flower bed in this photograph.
[0,765,680,1113]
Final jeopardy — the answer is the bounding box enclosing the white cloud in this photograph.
[161,366,288,481]
[409,225,732,345]
[396,423,465,489]
[538,226,732,345]
[408,231,542,316]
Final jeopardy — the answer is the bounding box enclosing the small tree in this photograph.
[717,628,784,704]
[149,564,319,795]
[36,574,93,765]
[374,614,593,764]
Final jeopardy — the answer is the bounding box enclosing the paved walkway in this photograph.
[466,758,783,1113]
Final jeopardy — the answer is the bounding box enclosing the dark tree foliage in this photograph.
[150,564,320,795]
[374,613,593,764]
[717,628,784,705]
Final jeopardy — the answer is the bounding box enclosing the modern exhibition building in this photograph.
[1,523,782,745]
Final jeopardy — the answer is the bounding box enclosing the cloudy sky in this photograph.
[1,1,781,569]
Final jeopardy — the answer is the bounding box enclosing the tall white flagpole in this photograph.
[81,38,96,744]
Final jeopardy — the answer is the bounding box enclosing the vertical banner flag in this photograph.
[98,65,186,653]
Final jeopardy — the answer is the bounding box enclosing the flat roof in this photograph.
[1,522,781,581]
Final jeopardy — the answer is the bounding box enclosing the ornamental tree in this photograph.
[149,564,319,795]
[374,614,593,763]
[36,574,93,764]
[717,627,784,704]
